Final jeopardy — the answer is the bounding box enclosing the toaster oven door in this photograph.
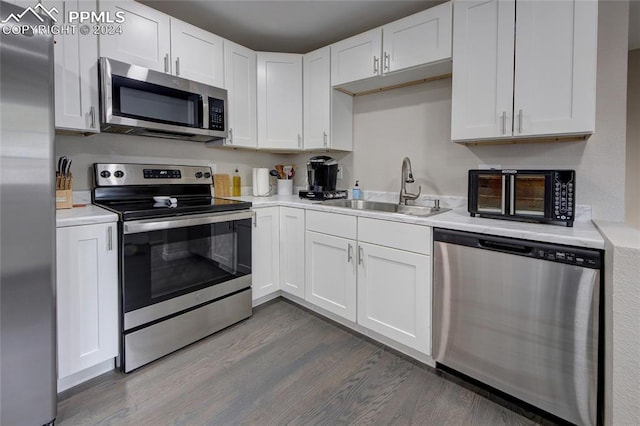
[468,172,507,215]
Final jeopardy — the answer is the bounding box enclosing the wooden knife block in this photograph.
[56,175,73,209]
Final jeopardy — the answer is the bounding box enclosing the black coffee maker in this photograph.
[298,155,348,200]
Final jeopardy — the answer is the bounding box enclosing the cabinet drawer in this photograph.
[358,217,431,255]
[306,210,356,240]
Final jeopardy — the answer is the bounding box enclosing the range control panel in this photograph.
[143,169,182,179]
[94,163,212,186]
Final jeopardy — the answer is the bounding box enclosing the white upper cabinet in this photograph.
[99,1,225,87]
[451,0,597,142]
[223,40,257,148]
[257,52,303,150]
[99,0,171,73]
[382,1,452,73]
[513,0,597,138]
[48,0,100,132]
[331,28,382,87]
[170,19,224,88]
[303,46,353,152]
[331,2,452,91]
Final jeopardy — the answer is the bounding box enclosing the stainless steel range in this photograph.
[93,163,253,372]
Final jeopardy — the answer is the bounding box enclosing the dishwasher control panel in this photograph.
[434,228,602,269]
[533,247,600,268]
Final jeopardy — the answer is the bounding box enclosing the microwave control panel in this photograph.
[208,97,225,131]
[552,171,575,222]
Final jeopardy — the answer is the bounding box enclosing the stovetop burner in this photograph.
[92,163,252,221]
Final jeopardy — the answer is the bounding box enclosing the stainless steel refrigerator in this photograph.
[0,2,57,424]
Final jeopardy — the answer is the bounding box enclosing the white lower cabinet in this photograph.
[279,207,305,298]
[252,207,280,301]
[305,230,357,322]
[56,222,118,390]
[357,217,432,354]
[357,242,431,354]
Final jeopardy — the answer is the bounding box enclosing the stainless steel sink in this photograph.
[321,199,448,217]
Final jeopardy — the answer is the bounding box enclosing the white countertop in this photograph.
[227,194,605,249]
[56,205,118,228]
[54,193,605,248]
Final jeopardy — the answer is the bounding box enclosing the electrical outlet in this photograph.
[337,165,343,179]
[208,163,217,174]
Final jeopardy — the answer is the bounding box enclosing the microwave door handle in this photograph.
[501,175,507,215]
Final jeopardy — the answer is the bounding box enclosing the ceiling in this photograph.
[139,0,640,53]
[138,0,441,53]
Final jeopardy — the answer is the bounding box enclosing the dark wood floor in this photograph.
[57,299,541,425]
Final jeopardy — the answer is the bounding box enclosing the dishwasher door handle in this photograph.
[478,239,533,254]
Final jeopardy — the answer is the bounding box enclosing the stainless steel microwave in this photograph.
[99,57,227,142]
[468,169,576,227]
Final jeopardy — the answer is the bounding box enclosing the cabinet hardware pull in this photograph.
[373,56,379,74]
[253,212,257,227]
[518,109,523,133]
[228,128,233,145]
[107,226,113,251]
[323,131,327,147]
[502,111,506,135]
[383,52,390,71]
[175,57,180,76]
[90,106,96,128]
[348,244,353,262]
[358,246,363,264]
[298,134,301,148]
[164,54,169,73]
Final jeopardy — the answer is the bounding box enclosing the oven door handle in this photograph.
[123,210,255,234]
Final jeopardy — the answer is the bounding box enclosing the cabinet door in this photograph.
[257,52,303,150]
[224,40,257,148]
[513,0,597,137]
[357,242,431,354]
[305,231,356,322]
[331,28,382,86]
[252,207,280,301]
[304,46,331,150]
[98,0,171,73]
[279,207,305,298]
[170,18,224,87]
[49,0,99,132]
[56,223,118,379]
[382,2,452,74]
[451,0,515,141]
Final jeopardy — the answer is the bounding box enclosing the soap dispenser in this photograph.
[352,181,362,200]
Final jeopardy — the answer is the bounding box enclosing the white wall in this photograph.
[55,133,286,191]
[626,48,640,229]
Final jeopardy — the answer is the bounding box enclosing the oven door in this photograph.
[121,211,252,331]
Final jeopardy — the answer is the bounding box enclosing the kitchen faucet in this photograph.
[399,157,421,205]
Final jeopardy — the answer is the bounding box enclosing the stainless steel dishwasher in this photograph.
[432,228,602,426]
